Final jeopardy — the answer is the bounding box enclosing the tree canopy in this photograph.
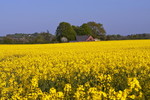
[87,22,106,35]
[72,24,93,36]
[56,22,76,42]
[72,21,106,40]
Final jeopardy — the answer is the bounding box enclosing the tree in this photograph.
[73,22,106,40]
[0,37,4,43]
[72,25,80,35]
[31,32,55,44]
[87,22,106,40]
[80,24,92,35]
[72,24,93,36]
[33,35,45,43]
[40,32,54,42]
[56,22,76,42]
[3,37,14,44]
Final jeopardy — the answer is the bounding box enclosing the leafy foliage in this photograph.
[73,21,106,40]
[0,32,55,44]
[87,22,106,38]
[106,33,150,40]
[56,22,76,42]
[72,24,92,36]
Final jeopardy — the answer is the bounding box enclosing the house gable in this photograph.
[86,36,95,41]
[76,35,95,42]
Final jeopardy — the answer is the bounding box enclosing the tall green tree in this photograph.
[87,22,106,40]
[72,22,106,40]
[87,22,106,35]
[72,25,80,35]
[56,22,76,42]
[72,24,92,36]
[80,24,92,35]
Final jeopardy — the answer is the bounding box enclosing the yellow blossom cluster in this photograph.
[0,40,150,99]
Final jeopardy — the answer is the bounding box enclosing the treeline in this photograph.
[0,21,106,44]
[0,32,56,44]
[106,33,150,40]
[0,21,150,44]
[56,22,106,42]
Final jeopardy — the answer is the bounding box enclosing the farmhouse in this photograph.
[76,35,95,42]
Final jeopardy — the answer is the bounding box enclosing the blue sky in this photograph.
[0,0,150,36]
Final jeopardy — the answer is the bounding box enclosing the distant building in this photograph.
[76,35,95,42]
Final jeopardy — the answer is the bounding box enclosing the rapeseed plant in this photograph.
[0,40,149,99]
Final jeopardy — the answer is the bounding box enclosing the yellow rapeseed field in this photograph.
[0,40,150,100]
